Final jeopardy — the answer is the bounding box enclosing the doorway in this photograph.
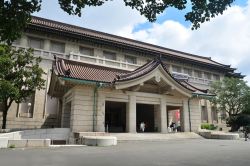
[136,104,155,132]
[105,101,126,132]
[167,106,183,132]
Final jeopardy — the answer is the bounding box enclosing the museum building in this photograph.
[0,16,243,133]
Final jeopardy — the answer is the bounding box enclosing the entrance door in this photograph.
[167,106,183,132]
[105,101,126,132]
[136,104,155,132]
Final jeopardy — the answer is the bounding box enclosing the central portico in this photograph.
[49,56,211,133]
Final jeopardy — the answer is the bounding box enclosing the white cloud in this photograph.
[125,2,250,85]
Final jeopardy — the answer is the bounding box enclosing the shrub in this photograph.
[227,114,250,132]
[8,144,15,148]
[201,123,217,130]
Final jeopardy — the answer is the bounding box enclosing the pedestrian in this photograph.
[140,122,145,132]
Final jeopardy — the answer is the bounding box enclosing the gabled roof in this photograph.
[29,16,239,73]
[53,57,128,83]
[51,56,211,97]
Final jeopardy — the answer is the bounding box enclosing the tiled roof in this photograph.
[54,58,128,83]
[180,81,208,94]
[115,57,171,82]
[53,56,212,95]
[30,16,231,69]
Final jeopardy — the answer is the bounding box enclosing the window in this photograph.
[194,70,202,78]
[28,37,44,49]
[211,107,218,122]
[183,68,192,76]
[46,95,58,115]
[204,72,211,80]
[103,51,116,60]
[125,55,137,64]
[213,74,220,81]
[201,106,208,123]
[79,46,94,56]
[50,41,65,53]
[18,93,35,118]
[172,65,182,73]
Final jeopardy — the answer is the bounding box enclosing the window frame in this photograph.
[194,70,202,78]
[28,37,44,49]
[50,41,65,53]
[103,51,116,61]
[213,74,220,81]
[172,65,182,73]
[183,68,192,76]
[204,72,212,80]
[79,46,94,56]
[125,55,137,64]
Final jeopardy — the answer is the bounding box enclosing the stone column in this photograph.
[182,99,190,132]
[96,94,105,132]
[206,100,212,123]
[160,98,167,133]
[154,105,161,132]
[126,95,137,133]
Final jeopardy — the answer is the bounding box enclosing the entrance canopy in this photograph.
[48,56,212,98]
[113,57,195,97]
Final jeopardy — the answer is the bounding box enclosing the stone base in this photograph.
[199,130,239,140]
[83,136,117,146]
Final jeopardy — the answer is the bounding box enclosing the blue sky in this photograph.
[34,0,250,84]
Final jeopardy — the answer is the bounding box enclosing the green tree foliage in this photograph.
[0,45,45,129]
[210,77,250,116]
[1,0,236,44]
[210,77,250,131]
[0,0,41,45]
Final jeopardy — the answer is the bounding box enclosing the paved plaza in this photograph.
[0,139,250,166]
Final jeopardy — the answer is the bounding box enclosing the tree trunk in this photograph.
[2,110,7,129]
[1,101,8,129]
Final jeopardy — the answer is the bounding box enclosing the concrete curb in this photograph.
[199,130,239,140]
[0,137,8,148]
[84,136,117,146]
[8,139,51,148]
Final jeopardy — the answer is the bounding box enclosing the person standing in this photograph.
[140,122,146,132]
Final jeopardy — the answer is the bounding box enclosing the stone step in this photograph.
[73,132,110,138]
[109,132,202,141]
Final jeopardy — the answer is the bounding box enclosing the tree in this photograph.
[210,77,250,131]
[227,114,250,131]
[0,0,41,45]
[0,45,45,129]
[1,0,237,44]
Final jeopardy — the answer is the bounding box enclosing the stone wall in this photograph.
[0,128,70,140]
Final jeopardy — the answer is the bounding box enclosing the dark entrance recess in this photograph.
[136,104,155,132]
[105,101,126,133]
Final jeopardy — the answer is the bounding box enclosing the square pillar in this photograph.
[154,105,161,132]
[126,95,137,133]
[160,98,167,133]
[182,99,190,132]
[206,100,212,123]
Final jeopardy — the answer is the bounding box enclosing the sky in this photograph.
[34,0,250,85]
